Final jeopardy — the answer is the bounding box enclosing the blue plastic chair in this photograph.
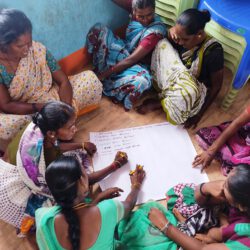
[199,0,250,109]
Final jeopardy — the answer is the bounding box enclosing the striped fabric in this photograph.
[151,38,207,124]
[178,207,219,237]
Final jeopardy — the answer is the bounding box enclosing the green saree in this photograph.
[115,201,178,250]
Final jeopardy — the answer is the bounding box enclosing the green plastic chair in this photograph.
[155,0,200,27]
[205,20,246,81]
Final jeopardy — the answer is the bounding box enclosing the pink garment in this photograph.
[139,33,163,51]
[222,208,250,249]
[196,121,250,175]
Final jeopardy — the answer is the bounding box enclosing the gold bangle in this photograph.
[114,160,122,168]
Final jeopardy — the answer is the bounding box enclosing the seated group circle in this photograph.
[0,1,249,250]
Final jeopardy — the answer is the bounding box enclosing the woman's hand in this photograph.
[97,68,113,81]
[112,151,128,170]
[93,187,123,204]
[122,165,145,214]
[84,142,97,156]
[195,233,216,244]
[130,165,146,189]
[149,208,168,230]
[168,27,179,44]
[98,187,124,201]
[193,150,215,171]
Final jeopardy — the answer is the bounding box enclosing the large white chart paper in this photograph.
[90,122,208,204]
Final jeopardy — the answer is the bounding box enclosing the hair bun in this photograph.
[32,112,43,126]
[201,9,211,23]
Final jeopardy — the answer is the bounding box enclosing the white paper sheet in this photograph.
[90,122,208,204]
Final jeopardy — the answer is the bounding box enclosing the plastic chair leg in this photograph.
[221,87,239,110]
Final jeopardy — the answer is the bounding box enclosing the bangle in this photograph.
[111,161,118,170]
[114,160,122,168]
[81,142,85,150]
[160,222,171,235]
[32,103,38,113]
[131,183,141,190]
[200,183,209,197]
[111,161,122,170]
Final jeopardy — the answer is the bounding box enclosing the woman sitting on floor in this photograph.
[0,9,102,143]
[86,0,166,111]
[148,164,250,250]
[0,101,128,237]
[35,156,145,250]
[114,165,250,249]
[193,105,250,175]
[137,9,224,128]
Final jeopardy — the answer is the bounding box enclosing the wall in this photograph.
[0,0,128,59]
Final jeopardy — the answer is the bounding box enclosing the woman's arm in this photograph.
[98,45,152,80]
[59,141,96,155]
[168,26,179,45]
[195,227,224,244]
[88,162,121,185]
[112,0,132,12]
[0,84,44,114]
[91,164,145,210]
[193,107,250,169]
[88,151,128,184]
[149,208,229,250]
[122,165,146,215]
[185,69,223,129]
[52,70,73,106]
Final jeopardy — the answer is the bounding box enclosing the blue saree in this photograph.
[86,16,166,110]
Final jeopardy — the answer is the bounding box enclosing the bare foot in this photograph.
[135,98,161,114]
[135,104,149,114]
[124,107,130,112]
[173,208,186,223]
[110,97,120,104]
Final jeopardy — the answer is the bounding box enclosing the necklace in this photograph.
[73,202,91,211]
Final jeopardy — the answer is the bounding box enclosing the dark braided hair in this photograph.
[46,156,82,250]
[0,9,32,52]
[228,164,250,217]
[177,8,211,35]
[132,0,155,10]
[32,101,74,136]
